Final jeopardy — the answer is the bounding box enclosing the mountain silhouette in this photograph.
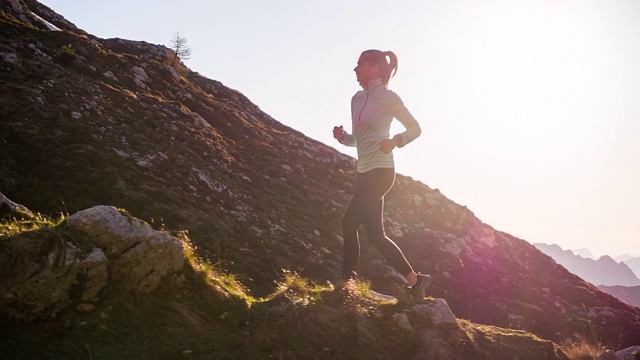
[535,243,640,287]
[572,247,595,259]
[624,257,640,279]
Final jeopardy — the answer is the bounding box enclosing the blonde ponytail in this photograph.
[361,49,398,87]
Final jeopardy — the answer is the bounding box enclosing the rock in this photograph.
[0,191,33,217]
[412,298,458,326]
[598,346,640,360]
[0,238,107,321]
[392,312,413,331]
[619,346,640,359]
[165,65,180,81]
[410,298,473,359]
[132,66,149,89]
[0,205,185,321]
[79,247,108,302]
[2,52,18,64]
[66,205,185,293]
[103,71,118,81]
[66,205,160,257]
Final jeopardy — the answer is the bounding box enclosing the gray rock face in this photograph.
[391,298,458,332]
[0,191,32,216]
[0,238,108,321]
[597,345,640,360]
[392,311,413,331]
[408,298,472,360]
[412,298,458,326]
[0,205,184,321]
[65,205,185,293]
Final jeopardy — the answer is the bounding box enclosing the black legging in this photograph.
[341,167,414,279]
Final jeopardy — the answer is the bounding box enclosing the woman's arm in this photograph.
[388,91,421,148]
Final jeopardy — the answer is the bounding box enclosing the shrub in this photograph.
[58,44,78,66]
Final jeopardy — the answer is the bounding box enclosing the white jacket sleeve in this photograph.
[388,91,421,147]
[340,132,357,147]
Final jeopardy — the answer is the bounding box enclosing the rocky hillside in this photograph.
[1,197,573,360]
[1,0,639,353]
[535,243,640,286]
[597,285,640,308]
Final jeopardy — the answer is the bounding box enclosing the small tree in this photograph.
[169,32,191,66]
[59,44,78,66]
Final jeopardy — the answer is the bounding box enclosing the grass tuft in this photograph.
[561,334,607,360]
[178,232,259,307]
[0,211,63,238]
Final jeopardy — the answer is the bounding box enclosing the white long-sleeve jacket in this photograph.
[341,78,421,173]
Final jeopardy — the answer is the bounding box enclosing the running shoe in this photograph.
[410,274,431,299]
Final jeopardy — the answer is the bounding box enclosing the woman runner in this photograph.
[333,49,430,298]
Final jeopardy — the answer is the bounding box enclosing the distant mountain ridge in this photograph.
[572,248,594,259]
[624,257,640,279]
[535,243,640,286]
[612,253,640,279]
[614,254,637,263]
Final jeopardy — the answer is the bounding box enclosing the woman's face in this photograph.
[354,55,379,84]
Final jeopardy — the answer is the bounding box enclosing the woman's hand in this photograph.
[379,137,400,153]
[333,125,345,141]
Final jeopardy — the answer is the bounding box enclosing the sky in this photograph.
[39,0,640,258]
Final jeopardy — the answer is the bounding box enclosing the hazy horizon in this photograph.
[39,0,640,258]
[536,242,639,260]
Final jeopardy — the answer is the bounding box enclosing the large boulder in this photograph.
[65,205,185,293]
[409,298,473,359]
[412,298,458,326]
[0,204,185,321]
[0,236,108,321]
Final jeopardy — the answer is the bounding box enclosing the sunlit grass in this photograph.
[147,238,410,358]
[181,232,339,309]
[267,270,334,305]
[0,211,64,238]
[458,318,575,360]
[560,334,607,360]
[179,233,258,307]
